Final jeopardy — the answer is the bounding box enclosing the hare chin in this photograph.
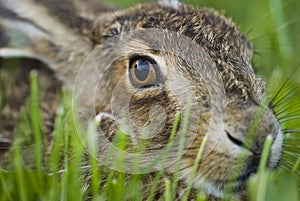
[178,167,228,198]
[194,180,231,198]
[191,178,246,199]
[178,130,284,198]
[201,182,225,198]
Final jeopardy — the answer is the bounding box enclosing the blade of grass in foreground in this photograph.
[30,71,42,178]
[147,112,181,201]
[255,135,273,201]
[60,110,70,201]
[170,100,192,200]
[164,178,172,201]
[104,130,128,201]
[67,104,86,201]
[247,134,299,201]
[87,121,102,198]
[29,70,51,198]
[181,136,207,201]
[258,135,273,173]
[48,106,64,201]
[13,142,28,201]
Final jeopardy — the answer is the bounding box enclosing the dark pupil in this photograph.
[134,60,150,81]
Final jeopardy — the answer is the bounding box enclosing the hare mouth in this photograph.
[229,128,284,183]
[194,127,284,198]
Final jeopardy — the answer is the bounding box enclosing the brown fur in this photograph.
[0,1,283,200]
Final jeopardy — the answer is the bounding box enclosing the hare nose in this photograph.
[225,106,279,155]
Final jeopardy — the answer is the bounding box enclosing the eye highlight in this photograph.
[129,56,157,88]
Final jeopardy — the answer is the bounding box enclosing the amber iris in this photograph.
[129,57,157,87]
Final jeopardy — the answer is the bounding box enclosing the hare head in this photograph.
[0,0,283,199]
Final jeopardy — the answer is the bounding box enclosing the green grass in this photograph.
[0,0,300,200]
[0,69,298,200]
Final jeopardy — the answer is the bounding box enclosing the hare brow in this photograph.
[110,9,130,29]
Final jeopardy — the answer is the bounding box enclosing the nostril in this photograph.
[225,130,244,147]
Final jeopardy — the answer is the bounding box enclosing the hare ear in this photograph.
[0,2,52,63]
[0,0,117,68]
[0,1,70,68]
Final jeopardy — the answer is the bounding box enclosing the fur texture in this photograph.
[0,1,283,200]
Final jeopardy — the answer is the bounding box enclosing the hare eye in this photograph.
[129,56,157,88]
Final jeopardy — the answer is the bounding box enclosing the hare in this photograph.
[0,0,284,200]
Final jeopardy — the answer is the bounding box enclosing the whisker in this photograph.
[276,111,300,121]
[269,66,300,109]
[285,136,300,141]
[271,84,298,109]
[282,144,300,149]
[278,159,294,170]
[246,12,270,36]
[273,102,300,117]
[251,34,285,53]
[278,115,300,123]
[281,129,300,133]
[251,35,274,52]
[277,17,300,32]
[284,137,300,142]
[281,151,300,159]
[278,162,290,170]
[269,79,292,109]
[278,165,298,176]
[247,0,294,37]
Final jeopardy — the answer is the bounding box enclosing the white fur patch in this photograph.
[159,0,182,9]
[269,128,284,167]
